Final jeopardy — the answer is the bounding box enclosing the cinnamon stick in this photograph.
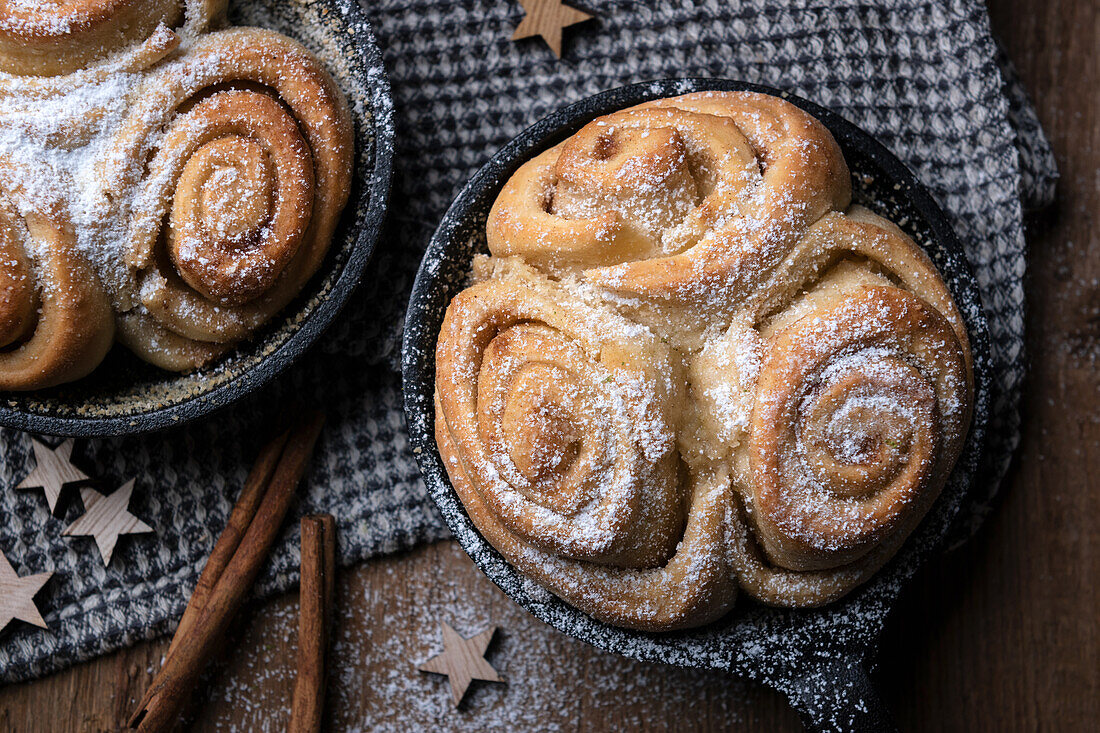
[166,428,290,663]
[128,411,325,732]
[287,514,336,733]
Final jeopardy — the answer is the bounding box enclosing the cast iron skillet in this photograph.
[402,79,991,731]
[0,0,393,438]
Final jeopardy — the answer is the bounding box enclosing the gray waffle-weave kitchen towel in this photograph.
[0,0,1056,683]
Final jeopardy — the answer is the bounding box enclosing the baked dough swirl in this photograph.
[0,9,354,386]
[439,93,975,629]
[487,91,851,304]
[435,259,736,630]
[691,208,972,605]
[0,0,224,78]
[107,27,353,370]
[0,166,113,389]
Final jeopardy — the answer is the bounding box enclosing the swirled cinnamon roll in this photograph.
[0,167,113,389]
[0,11,355,387]
[439,92,974,627]
[487,91,851,306]
[435,259,736,630]
[690,207,972,605]
[104,27,353,370]
[0,0,224,77]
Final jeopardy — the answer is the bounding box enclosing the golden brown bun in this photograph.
[1,9,353,387]
[435,259,736,631]
[689,208,971,605]
[0,169,114,389]
[438,92,974,628]
[0,0,225,77]
[487,91,851,306]
[104,27,353,370]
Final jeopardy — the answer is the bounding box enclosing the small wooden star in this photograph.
[16,438,90,514]
[512,0,594,58]
[0,550,52,632]
[62,480,153,566]
[418,623,503,706]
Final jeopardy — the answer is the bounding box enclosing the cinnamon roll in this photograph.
[0,0,224,78]
[105,27,353,370]
[689,207,971,605]
[487,91,851,305]
[435,259,736,630]
[438,93,974,628]
[0,7,354,387]
[0,166,114,390]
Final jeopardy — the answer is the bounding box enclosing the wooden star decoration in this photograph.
[16,438,90,514]
[512,0,594,58]
[62,480,153,566]
[418,622,503,706]
[0,550,52,632]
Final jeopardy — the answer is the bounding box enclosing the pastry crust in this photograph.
[437,93,974,628]
[0,7,353,386]
[0,0,224,78]
[0,165,114,390]
[488,91,852,306]
[107,27,353,362]
[435,259,736,630]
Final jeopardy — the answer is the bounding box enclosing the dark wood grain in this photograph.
[0,0,1095,729]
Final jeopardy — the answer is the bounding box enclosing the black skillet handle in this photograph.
[781,656,897,733]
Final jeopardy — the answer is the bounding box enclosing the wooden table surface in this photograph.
[1,1,1096,730]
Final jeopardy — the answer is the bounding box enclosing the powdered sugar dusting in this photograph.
[0,0,377,380]
[432,90,976,639]
[0,69,142,286]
